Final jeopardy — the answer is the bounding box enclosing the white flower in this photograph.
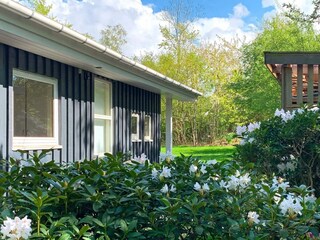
[277,163,287,172]
[309,106,319,112]
[202,183,210,192]
[160,184,169,194]
[236,125,247,136]
[170,185,176,193]
[239,173,251,188]
[133,153,148,164]
[194,182,210,192]
[247,122,260,132]
[160,166,171,178]
[189,164,198,174]
[1,216,32,240]
[247,138,254,143]
[194,182,201,191]
[275,108,285,117]
[219,180,228,189]
[279,194,303,216]
[200,165,207,174]
[151,168,158,179]
[206,159,217,165]
[247,211,260,224]
[159,152,175,162]
[286,162,296,171]
[305,194,317,204]
[228,176,240,191]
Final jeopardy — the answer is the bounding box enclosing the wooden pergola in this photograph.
[265,52,320,110]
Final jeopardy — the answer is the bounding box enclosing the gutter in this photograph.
[0,0,202,98]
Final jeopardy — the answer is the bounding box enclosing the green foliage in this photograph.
[1,151,320,239]
[231,14,320,123]
[161,145,236,161]
[235,106,320,193]
[99,24,127,54]
[27,0,52,16]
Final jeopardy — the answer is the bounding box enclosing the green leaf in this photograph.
[195,226,204,235]
[79,225,90,236]
[119,219,128,233]
[279,229,289,238]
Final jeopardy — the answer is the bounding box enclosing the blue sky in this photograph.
[44,0,312,57]
[141,0,272,19]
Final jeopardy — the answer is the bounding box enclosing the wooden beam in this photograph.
[265,52,320,65]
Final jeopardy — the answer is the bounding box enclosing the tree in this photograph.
[231,14,320,123]
[99,24,127,54]
[27,0,52,16]
[283,0,320,23]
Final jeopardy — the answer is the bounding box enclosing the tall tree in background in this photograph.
[99,25,127,54]
[139,0,243,145]
[231,14,320,122]
[27,0,52,16]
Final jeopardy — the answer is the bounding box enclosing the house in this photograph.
[0,1,201,163]
[265,52,320,110]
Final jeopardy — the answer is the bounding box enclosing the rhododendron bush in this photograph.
[0,151,319,239]
[235,106,320,193]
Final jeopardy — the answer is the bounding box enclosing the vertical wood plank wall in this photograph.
[283,64,320,110]
[0,44,161,163]
[0,44,94,163]
[113,82,161,162]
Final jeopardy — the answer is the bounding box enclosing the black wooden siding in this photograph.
[113,82,161,162]
[0,44,161,163]
[0,44,94,163]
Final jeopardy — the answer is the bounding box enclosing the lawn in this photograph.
[161,145,236,161]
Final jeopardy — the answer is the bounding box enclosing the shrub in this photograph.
[235,106,320,193]
[0,151,320,239]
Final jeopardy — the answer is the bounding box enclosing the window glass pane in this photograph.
[144,115,150,138]
[94,79,112,155]
[131,115,138,134]
[14,77,54,137]
[95,80,111,116]
[94,119,111,155]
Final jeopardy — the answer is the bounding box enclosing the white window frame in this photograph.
[12,69,59,150]
[131,113,140,141]
[144,115,152,141]
[94,78,113,156]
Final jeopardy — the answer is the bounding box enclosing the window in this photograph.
[13,69,59,149]
[131,113,140,141]
[144,115,152,141]
[94,79,112,155]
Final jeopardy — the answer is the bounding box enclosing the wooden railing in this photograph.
[282,64,319,110]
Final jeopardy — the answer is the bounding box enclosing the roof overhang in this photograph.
[265,51,320,83]
[0,0,202,101]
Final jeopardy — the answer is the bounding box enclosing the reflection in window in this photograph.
[131,114,139,141]
[144,115,152,140]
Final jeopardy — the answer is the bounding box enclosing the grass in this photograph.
[161,145,236,162]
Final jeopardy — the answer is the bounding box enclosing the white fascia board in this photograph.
[0,9,200,101]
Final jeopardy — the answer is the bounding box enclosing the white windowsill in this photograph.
[132,139,142,142]
[12,145,63,151]
[144,139,153,142]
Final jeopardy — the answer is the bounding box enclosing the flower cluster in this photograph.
[1,216,32,240]
[219,171,251,192]
[277,155,297,173]
[279,194,303,216]
[133,153,148,164]
[152,166,172,180]
[247,211,260,224]
[159,152,175,163]
[236,122,260,137]
[160,184,176,194]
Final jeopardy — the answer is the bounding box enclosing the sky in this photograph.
[41,0,315,57]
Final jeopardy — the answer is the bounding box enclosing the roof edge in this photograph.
[0,0,202,99]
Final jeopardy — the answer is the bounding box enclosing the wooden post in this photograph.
[165,96,172,154]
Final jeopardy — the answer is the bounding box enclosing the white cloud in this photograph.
[194,3,256,45]
[262,0,275,8]
[45,0,256,57]
[262,0,314,19]
[232,3,250,18]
